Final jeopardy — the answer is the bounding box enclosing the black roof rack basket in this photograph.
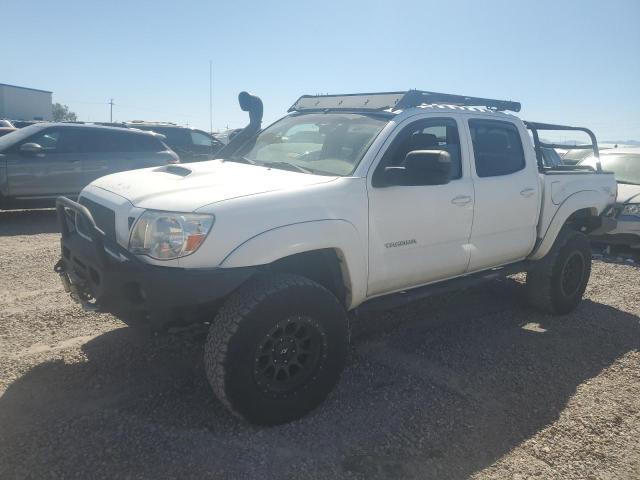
[288,90,521,113]
[524,121,602,173]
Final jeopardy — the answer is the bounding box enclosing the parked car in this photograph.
[10,120,44,129]
[541,146,564,167]
[55,90,616,425]
[0,123,178,210]
[213,128,243,145]
[0,119,17,138]
[120,121,224,162]
[561,148,594,164]
[580,147,640,248]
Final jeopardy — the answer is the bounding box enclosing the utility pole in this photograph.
[209,60,213,135]
[109,98,114,122]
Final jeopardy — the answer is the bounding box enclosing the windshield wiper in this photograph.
[225,155,259,165]
[263,161,313,174]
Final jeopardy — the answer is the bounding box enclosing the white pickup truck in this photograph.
[55,90,617,425]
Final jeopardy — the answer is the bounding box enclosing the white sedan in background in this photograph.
[581,147,640,248]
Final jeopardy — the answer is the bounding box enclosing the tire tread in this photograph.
[204,273,340,419]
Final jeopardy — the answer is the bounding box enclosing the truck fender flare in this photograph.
[528,190,602,261]
[220,219,367,309]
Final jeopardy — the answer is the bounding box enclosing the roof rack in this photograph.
[126,120,178,126]
[288,90,521,113]
[524,121,602,172]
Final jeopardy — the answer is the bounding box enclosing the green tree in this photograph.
[52,103,78,122]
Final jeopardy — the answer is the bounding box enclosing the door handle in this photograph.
[451,195,472,206]
[520,187,536,198]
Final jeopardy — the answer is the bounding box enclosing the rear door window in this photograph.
[155,128,190,147]
[469,120,525,177]
[97,130,137,152]
[190,131,214,146]
[134,134,164,152]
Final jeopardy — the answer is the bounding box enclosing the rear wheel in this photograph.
[204,273,348,425]
[526,228,592,315]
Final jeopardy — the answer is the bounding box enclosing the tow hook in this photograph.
[54,259,99,312]
[54,260,71,293]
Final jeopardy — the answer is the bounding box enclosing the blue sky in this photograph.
[3,0,639,140]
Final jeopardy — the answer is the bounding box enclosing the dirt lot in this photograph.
[0,209,639,479]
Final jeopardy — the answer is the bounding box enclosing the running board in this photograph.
[355,261,529,314]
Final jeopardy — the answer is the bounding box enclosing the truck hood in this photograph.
[91,160,337,211]
[616,183,640,204]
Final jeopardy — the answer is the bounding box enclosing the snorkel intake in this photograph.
[216,91,263,159]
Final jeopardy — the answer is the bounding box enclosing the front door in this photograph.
[6,127,85,199]
[367,117,475,297]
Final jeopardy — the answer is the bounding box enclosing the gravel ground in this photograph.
[0,209,639,480]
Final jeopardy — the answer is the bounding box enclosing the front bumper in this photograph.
[590,207,640,248]
[55,197,255,324]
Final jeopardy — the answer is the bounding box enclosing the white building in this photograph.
[0,83,53,121]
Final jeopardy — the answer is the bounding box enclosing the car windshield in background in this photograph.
[234,113,389,176]
[562,148,595,163]
[581,153,640,185]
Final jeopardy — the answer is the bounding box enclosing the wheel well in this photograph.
[565,207,601,233]
[266,249,350,306]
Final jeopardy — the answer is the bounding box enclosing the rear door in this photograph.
[81,129,117,184]
[466,118,540,271]
[126,133,174,170]
[82,130,171,185]
[5,126,85,198]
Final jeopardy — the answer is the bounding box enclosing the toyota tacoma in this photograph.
[55,90,617,425]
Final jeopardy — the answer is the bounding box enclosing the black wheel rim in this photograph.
[560,251,585,297]
[254,315,326,397]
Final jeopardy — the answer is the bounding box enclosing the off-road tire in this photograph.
[526,228,592,315]
[204,273,348,425]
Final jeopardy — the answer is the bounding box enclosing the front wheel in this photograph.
[526,228,592,315]
[204,273,348,425]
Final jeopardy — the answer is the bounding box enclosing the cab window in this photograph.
[376,117,462,180]
[469,120,525,177]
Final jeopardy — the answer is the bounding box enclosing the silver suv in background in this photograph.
[0,123,179,210]
[580,147,640,249]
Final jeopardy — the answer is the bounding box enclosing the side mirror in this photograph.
[382,150,452,186]
[19,142,44,155]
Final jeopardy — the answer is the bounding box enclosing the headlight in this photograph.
[622,204,640,217]
[129,211,214,260]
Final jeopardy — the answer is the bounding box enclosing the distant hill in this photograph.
[602,140,640,146]
[541,139,640,147]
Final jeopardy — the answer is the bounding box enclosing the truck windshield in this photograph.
[234,113,389,176]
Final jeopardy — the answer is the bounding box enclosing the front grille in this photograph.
[78,197,117,242]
